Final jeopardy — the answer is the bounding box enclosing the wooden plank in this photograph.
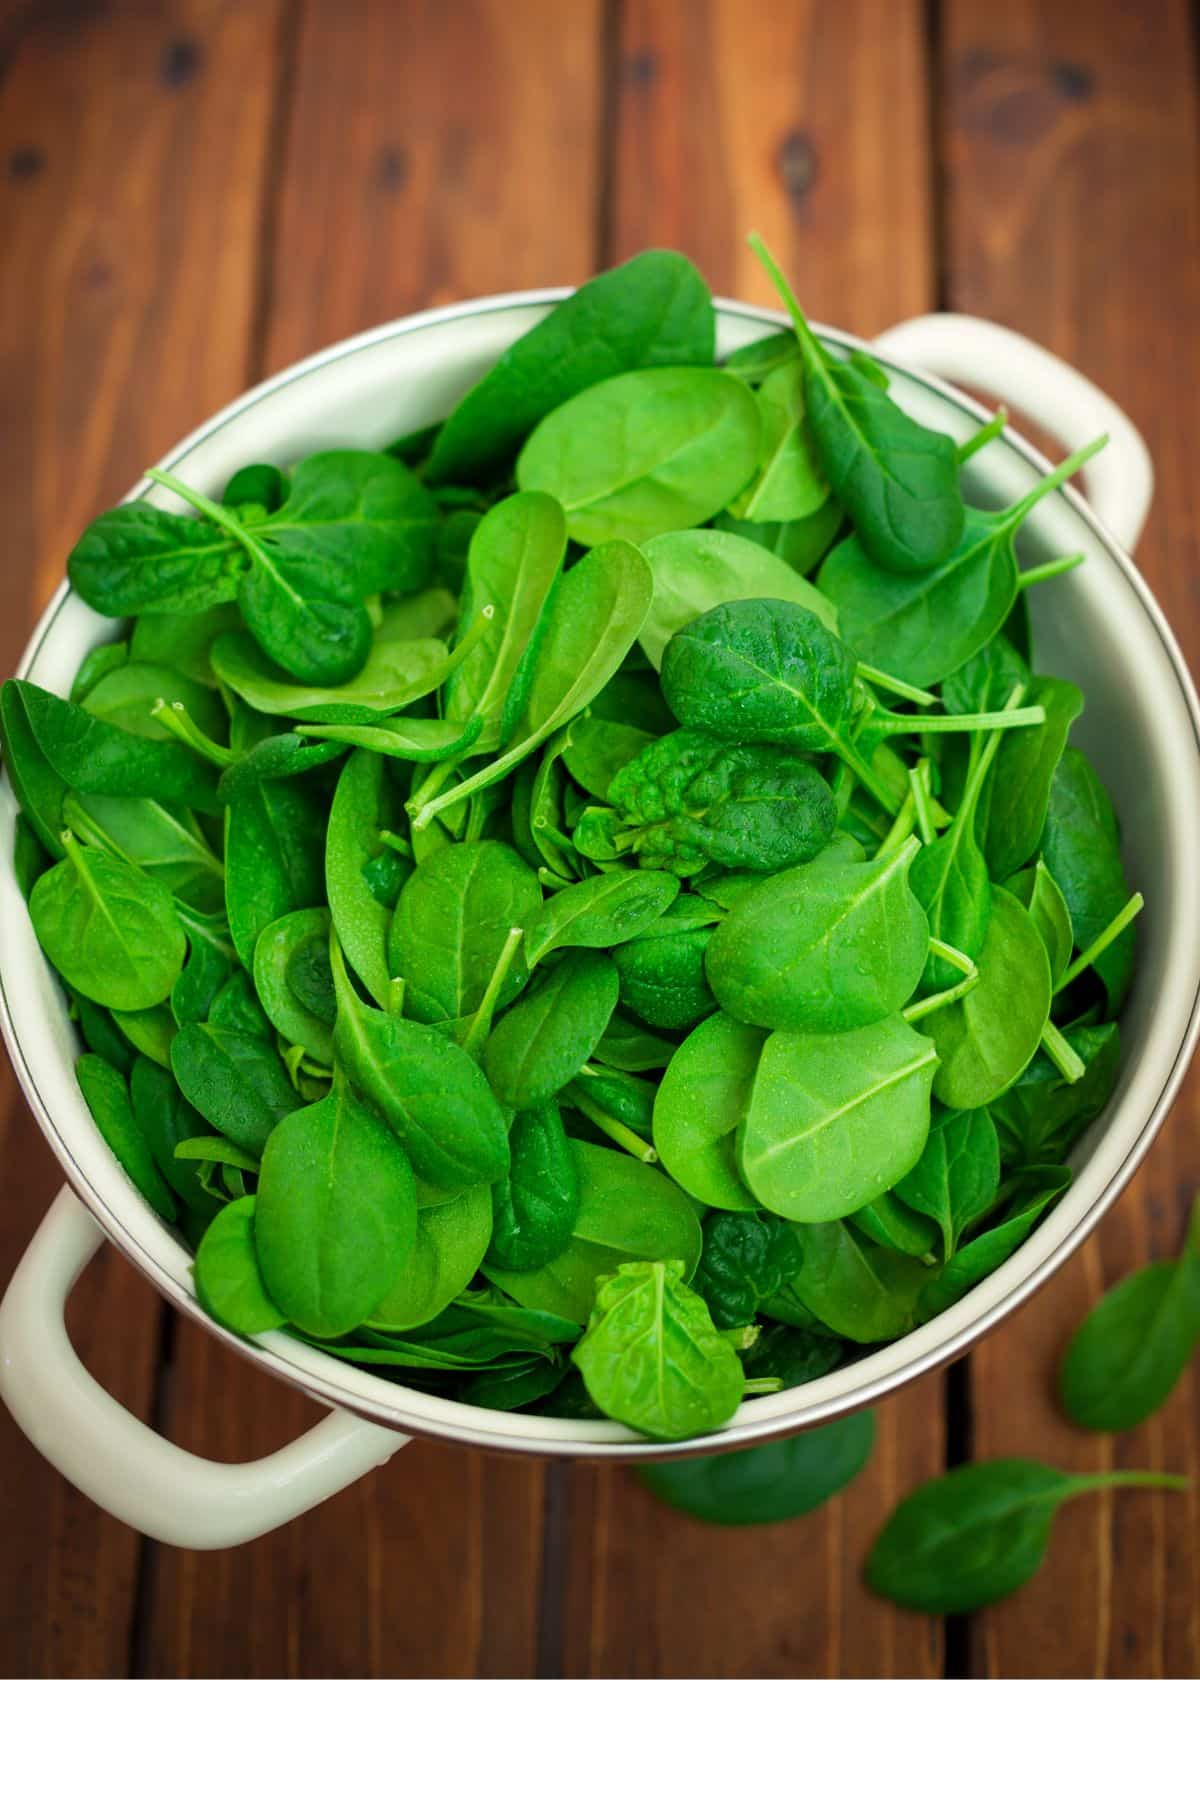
[141,0,604,1679]
[562,0,946,1680]
[940,0,1200,1676]
[0,0,286,1679]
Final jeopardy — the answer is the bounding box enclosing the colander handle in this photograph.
[872,313,1154,554]
[0,1188,407,1549]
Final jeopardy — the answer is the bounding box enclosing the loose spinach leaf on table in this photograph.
[1059,1197,1200,1432]
[866,1460,1188,1615]
[639,1412,875,1525]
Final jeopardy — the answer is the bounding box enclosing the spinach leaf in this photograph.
[916,1166,1072,1321]
[254,1084,418,1338]
[706,836,928,1031]
[369,1185,493,1332]
[31,835,186,1011]
[611,898,718,1031]
[1006,860,1073,986]
[1039,748,1136,1015]
[170,1019,301,1154]
[990,1023,1120,1165]
[728,360,830,523]
[253,907,335,1062]
[772,1220,931,1342]
[593,1010,677,1073]
[1059,1197,1200,1432]
[76,1053,177,1221]
[210,629,460,723]
[389,841,539,1022]
[64,789,224,914]
[223,777,326,969]
[640,527,837,670]
[193,1197,287,1335]
[740,1017,937,1222]
[128,1054,212,1215]
[294,716,483,763]
[639,1412,875,1525]
[866,1460,1187,1615]
[331,934,509,1190]
[894,1105,1001,1261]
[741,1322,845,1388]
[427,249,715,482]
[325,750,401,1008]
[560,714,652,800]
[718,497,844,579]
[918,885,1050,1109]
[693,1212,805,1328]
[130,602,242,685]
[0,681,68,854]
[724,329,797,385]
[70,641,129,704]
[411,540,654,829]
[653,1011,764,1212]
[483,950,619,1110]
[523,868,679,968]
[486,1140,702,1325]
[516,367,761,545]
[81,660,227,745]
[981,677,1083,881]
[751,234,963,573]
[487,1102,580,1272]
[216,731,346,796]
[67,500,242,616]
[443,490,567,753]
[572,1260,745,1440]
[6,679,218,815]
[606,728,835,879]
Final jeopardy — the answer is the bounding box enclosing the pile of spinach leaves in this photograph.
[1,240,1144,1448]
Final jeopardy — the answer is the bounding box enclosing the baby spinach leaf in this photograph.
[741,1322,845,1388]
[325,750,401,1008]
[1006,860,1074,986]
[170,1019,301,1154]
[572,1260,745,1440]
[653,1012,765,1212]
[1039,748,1136,1015]
[560,714,652,800]
[216,731,346,796]
[981,676,1083,880]
[611,900,717,1031]
[193,1196,287,1335]
[694,1212,805,1328]
[369,1185,493,1332]
[823,441,1101,687]
[70,641,129,705]
[523,868,679,968]
[443,490,567,754]
[389,840,540,1023]
[81,660,227,745]
[856,1193,940,1260]
[866,1460,1187,1615]
[253,907,335,1062]
[427,249,715,482]
[751,233,963,573]
[331,934,510,1190]
[894,1105,1001,1262]
[13,812,50,900]
[638,1411,875,1525]
[606,728,836,879]
[484,950,619,1110]
[773,1220,931,1342]
[740,1017,937,1222]
[909,715,1006,992]
[7,679,218,815]
[1059,1198,1200,1432]
[210,629,457,723]
[724,329,798,385]
[990,1022,1119,1166]
[487,1101,581,1272]
[486,1140,702,1325]
[728,360,830,523]
[516,367,761,545]
[112,1003,176,1068]
[593,1009,677,1073]
[67,500,242,616]
[916,1165,1071,1320]
[75,1052,177,1221]
[718,496,844,579]
[640,528,838,670]
[64,789,224,914]
[411,540,654,829]
[295,715,483,763]
[0,681,69,854]
[31,834,187,1011]
[129,602,242,686]
[461,1360,567,1412]
[223,776,326,969]
[706,836,928,1032]
[128,1054,212,1214]
[918,885,1051,1110]
[254,1084,418,1339]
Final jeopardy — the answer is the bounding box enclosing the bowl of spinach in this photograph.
[2,241,1199,1550]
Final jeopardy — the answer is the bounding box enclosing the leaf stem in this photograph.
[909,760,936,845]
[1001,434,1109,527]
[871,703,1046,737]
[903,968,979,1022]
[460,927,525,1055]
[1054,892,1144,994]
[928,938,978,980]
[1040,1019,1086,1084]
[386,976,406,1018]
[874,792,917,861]
[568,1087,659,1163]
[956,409,1007,464]
[857,663,936,708]
[150,698,236,768]
[1070,1470,1190,1496]
[1017,552,1086,590]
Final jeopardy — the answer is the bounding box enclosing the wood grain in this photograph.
[139,0,605,1679]
[562,0,946,1680]
[0,0,286,1679]
[941,0,1200,1677]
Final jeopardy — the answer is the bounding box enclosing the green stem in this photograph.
[150,698,236,768]
[909,760,936,845]
[1040,1018,1086,1084]
[831,759,857,823]
[538,866,572,891]
[386,976,406,1018]
[146,465,245,541]
[1018,552,1086,590]
[874,794,917,861]
[903,968,979,1023]
[870,703,1045,738]
[378,828,415,861]
[834,731,906,812]
[928,939,978,980]
[856,663,936,708]
[568,1087,658,1163]
[1069,1471,1191,1496]
[409,756,458,815]
[1054,892,1144,995]
[460,928,525,1055]
[742,1376,784,1396]
[1000,434,1109,528]
[747,232,821,360]
[956,410,1007,464]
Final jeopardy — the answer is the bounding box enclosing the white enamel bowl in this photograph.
[2,295,1198,1549]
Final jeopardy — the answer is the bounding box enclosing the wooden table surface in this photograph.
[2,0,1198,1680]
